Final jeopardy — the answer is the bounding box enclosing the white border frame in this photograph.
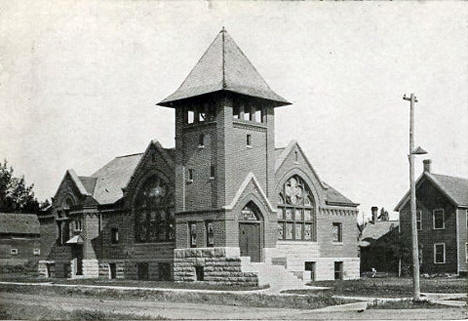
[432,208,445,230]
[433,242,446,264]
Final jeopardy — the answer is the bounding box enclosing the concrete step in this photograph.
[240,258,305,288]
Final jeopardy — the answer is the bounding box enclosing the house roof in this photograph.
[394,172,468,211]
[0,212,40,235]
[158,28,290,107]
[322,183,357,207]
[359,220,399,247]
[90,153,143,205]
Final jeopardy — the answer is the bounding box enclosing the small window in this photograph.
[210,165,215,179]
[111,228,119,244]
[254,108,262,122]
[334,261,343,280]
[137,262,149,280]
[246,134,252,147]
[199,105,207,122]
[187,109,195,124]
[243,105,251,121]
[417,209,422,230]
[195,266,204,281]
[198,134,205,147]
[74,219,82,232]
[206,221,214,247]
[33,248,40,256]
[434,243,445,264]
[433,209,445,229]
[465,243,468,263]
[233,105,240,119]
[10,248,18,255]
[332,223,342,243]
[189,222,197,248]
[294,150,299,162]
[188,169,194,182]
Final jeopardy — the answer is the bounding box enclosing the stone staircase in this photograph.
[240,256,305,291]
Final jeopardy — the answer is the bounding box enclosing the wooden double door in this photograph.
[239,222,261,262]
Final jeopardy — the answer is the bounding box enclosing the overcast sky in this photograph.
[1,1,467,221]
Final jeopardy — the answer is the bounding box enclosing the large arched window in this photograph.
[134,175,175,243]
[277,175,316,241]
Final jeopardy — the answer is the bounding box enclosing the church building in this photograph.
[38,29,360,285]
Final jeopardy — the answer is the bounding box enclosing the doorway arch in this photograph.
[238,201,263,262]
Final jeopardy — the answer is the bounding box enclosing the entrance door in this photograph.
[71,245,83,276]
[239,223,261,262]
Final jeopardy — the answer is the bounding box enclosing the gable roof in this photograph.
[90,153,143,205]
[359,220,399,247]
[394,172,468,211]
[275,140,358,207]
[0,212,40,235]
[158,28,290,107]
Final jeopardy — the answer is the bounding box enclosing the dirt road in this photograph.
[0,292,466,320]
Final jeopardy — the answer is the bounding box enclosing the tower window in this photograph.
[187,109,195,124]
[254,108,262,122]
[187,168,194,182]
[243,105,251,121]
[246,134,252,147]
[233,105,240,119]
[210,165,215,179]
[198,134,205,147]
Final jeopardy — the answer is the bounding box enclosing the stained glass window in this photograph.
[134,175,174,243]
[277,175,316,241]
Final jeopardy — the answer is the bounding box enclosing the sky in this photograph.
[1,1,467,222]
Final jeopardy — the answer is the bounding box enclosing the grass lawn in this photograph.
[0,303,168,320]
[0,283,355,310]
[367,299,452,310]
[284,277,467,298]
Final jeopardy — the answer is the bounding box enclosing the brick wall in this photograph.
[457,208,467,273]
[318,208,359,258]
[399,179,458,274]
[0,236,40,265]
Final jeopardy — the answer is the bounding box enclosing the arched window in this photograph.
[277,175,316,241]
[134,175,174,243]
[239,202,262,221]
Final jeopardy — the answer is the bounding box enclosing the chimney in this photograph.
[423,159,432,173]
[371,206,378,224]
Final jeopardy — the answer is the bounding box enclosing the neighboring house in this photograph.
[0,212,41,266]
[359,207,399,274]
[38,29,360,284]
[395,159,468,276]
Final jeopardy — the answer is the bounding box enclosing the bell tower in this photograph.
[158,28,290,259]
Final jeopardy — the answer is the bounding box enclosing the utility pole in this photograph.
[403,93,423,301]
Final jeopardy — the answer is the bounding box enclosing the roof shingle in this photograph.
[158,29,290,107]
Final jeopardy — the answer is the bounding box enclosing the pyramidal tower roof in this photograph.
[158,28,291,107]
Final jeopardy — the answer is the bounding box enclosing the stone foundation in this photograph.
[173,247,258,286]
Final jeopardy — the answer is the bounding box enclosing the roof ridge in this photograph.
[115,152,144,158]
[431,172,468,181]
